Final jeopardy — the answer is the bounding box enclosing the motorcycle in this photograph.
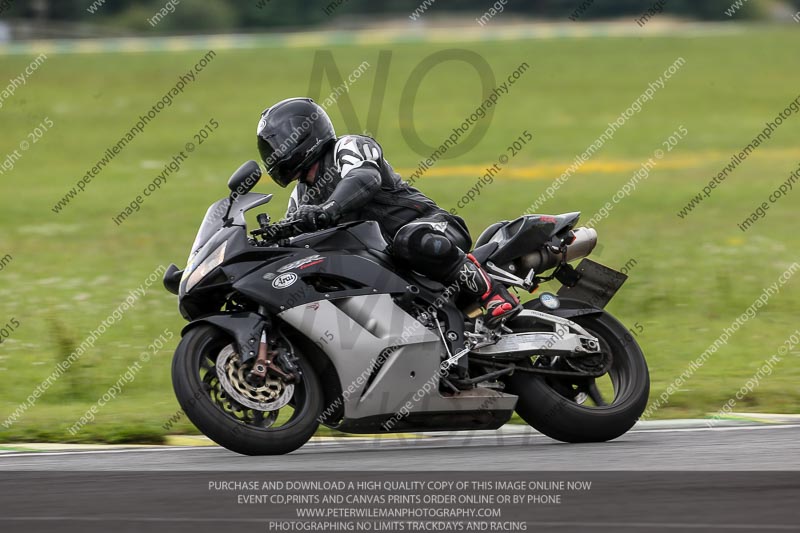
[163,160,650,455]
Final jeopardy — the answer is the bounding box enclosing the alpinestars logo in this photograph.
[460,264,480,293]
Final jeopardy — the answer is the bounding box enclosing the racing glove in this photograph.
[291,201,340,232]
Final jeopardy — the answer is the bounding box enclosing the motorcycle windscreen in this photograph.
[187,193,273,260]
[187,198,230,262]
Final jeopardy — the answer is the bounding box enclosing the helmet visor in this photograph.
[258,134,308,188]
[257,112,315,188]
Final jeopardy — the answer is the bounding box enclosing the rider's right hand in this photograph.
[289,204,333,233]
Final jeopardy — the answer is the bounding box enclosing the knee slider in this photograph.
[392,225,418,260]
[419,233,455,258]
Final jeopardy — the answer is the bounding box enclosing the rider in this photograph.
[256,97,521,327]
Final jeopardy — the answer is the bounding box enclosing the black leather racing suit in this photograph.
[286,135,473,280]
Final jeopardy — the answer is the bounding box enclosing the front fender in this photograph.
[181,312,266,363]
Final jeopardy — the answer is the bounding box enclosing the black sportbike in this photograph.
[163,161,650,455]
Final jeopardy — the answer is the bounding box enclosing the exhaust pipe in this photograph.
[564,227,598,262]
[519,227,597,273]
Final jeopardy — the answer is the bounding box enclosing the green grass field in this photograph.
[1,26,799,443]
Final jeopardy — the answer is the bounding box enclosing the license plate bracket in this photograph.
[556,258,627,309]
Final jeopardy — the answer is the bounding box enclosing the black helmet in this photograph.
[256,97,336,188]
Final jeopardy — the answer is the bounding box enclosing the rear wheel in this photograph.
[505,307,649,443]
[171,325,322,455]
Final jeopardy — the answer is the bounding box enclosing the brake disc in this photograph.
[216,345,294,411]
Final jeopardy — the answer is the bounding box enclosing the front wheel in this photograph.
[171,325,322,455]
[505,306,649,443]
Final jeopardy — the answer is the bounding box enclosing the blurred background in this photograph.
[1,0,798,444]
[1,0,797,37]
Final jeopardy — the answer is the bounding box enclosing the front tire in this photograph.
[506,307,649,443]
[171,325,322,455]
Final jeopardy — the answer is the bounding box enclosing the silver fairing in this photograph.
[278,294,518,422]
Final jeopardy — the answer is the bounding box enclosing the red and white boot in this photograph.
[454,254,522,328]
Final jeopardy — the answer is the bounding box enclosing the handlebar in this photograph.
[251,212,332,243]
[250,217,299,242]
[264,219,300,240]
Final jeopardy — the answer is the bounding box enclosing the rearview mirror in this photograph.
[228,160,262,196]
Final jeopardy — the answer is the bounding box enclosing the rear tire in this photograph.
[171,325,322,455]
[506,308,649,443]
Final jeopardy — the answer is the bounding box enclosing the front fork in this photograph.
[181,311,299,385]
[247,329,300,386]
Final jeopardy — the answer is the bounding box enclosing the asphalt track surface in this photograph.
[1,424,798,533]
[1,423,798,471]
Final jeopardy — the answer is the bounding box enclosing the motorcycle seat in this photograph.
[470,242,499,264]
[473,212,581,266]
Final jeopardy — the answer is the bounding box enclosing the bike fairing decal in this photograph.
[272,272,298,289]
[299,259,325,270]
[539,292,561,309]
[277,254,324,272]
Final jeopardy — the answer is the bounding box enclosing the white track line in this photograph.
[0,445,216,458]
[0,424,798,459]
[630,423,800,434]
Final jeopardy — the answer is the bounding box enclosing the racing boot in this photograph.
[448,253,522,329]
